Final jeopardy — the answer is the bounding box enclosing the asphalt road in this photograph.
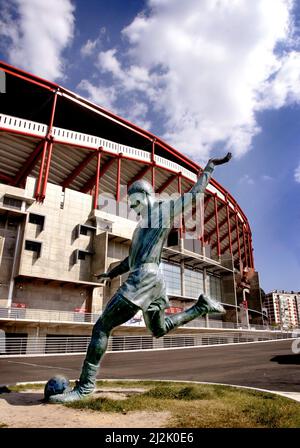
[0,340,299,392]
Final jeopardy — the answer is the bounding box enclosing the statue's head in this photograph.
[128,180,154,216]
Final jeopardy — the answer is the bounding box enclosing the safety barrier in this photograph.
[0,331,293,357]
[0,307,291,332]
[0,307,98,324]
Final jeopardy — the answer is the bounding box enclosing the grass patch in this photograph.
[95,379,175,388]
[9,383,45,392]
[144,384,215,400]
[65,381,300,428]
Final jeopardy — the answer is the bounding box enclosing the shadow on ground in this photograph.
[0,391,45,406]
[270,355,300,365]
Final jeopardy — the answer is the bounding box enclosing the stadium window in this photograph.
[208,275,222,301]
[80,226,88,236]
[184,268,204,298]
[78,250,86,260]
[29,213,45,230]
[3,237,15,257]
[74,224,97,239]
[0,215,6,228]
[73,249,93,264]
[25,240,42,257]
[7,218,19,230]
[3,196,22,209]
[159,262,181,296]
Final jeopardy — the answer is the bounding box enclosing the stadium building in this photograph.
[0,61,264,350]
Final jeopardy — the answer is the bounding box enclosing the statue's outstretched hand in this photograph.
[93,272,110,283]
[208,152,232,166]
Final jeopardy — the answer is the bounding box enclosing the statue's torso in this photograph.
[129,201,174,270]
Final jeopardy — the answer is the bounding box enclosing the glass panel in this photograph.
[184,268,204,298]
[3,197,22,209]
[208,275,222,300]
[159,262,181,296]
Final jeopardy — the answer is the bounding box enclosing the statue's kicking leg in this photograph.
[49,294,139,403]
[144,294,225,338]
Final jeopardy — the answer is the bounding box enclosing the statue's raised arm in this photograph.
[172,152,232,220]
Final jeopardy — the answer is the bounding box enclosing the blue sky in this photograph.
[0,0,300,292]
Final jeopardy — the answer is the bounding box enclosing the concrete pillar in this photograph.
[7,223,22,308]
[179,237,184,252]
[180,260,185,297]
[232,265,239,326]
[26,327,46,355]
[0,329,5,354]
[91,287,104,314]
[203,268,209,328]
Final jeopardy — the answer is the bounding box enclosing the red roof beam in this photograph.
[223,236,238,252]
[93,150,102,210]
[81,156,116,193]
[61,151,96,189]
[127,164,152,188]
[242,225,249,267]
[232,245,246,258]
[12,139,44,186]
[214,195,221,257]
[0,172,13,183]
[226,203,233,256]
[157,174,178,194]
[116,154,122,202]
[0,62,57,92]
[204,201,225,225]
[206,209,234,239]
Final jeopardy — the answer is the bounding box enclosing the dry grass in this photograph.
[7,380,300,428]
[65,381,300,428]
[9,383,45,392]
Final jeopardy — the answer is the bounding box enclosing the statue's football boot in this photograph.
[195,294,226,315]
[49,361,97,404]
[164,294,225,334]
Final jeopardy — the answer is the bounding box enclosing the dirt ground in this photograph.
[0,387,171,428]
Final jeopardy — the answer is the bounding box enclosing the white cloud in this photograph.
[80,27,107,57]
[0,0,75,80]
[262,174,273,181]
[259,51,300,109]
[97,49,124,79]
[81,39,98,57]
[77,79,117,111]
[79,0,300,162]
[239,174,255,185]
[77,77,152,130]
[294,164,300,183]
[123,101,152,131]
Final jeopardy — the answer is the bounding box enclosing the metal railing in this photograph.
[0,307,296,332]
[185,318,281,332]
[0,331,294,357]
[0,307,99,324]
